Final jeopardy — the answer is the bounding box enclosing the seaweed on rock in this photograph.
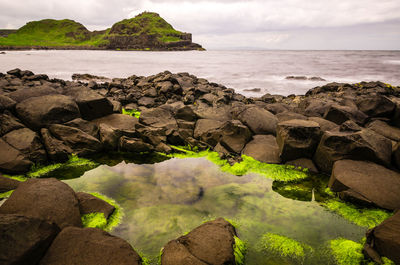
[233,235,247,265]
[122,108,141,119]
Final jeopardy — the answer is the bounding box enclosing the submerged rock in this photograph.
[39,227,142,265]
[329,160,400,210]
[0,214,60,265]
[161,218,237,265]
[0,178,82,228]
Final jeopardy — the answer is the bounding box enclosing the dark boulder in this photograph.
[0,112,25,136]
[364,211,400,264]
[238,106,278,135]
[219,120,252,153]
[63,86,113,120]
[394,143,400,170]
[0,178,82,228]
[15,94,81,130]
[39,227,142,265]
[242,135,280,163]
[7,68,22,78]
[357,95,396,118]
[161,218,237,265]
[301,98,334,117]
[93,113,139,132]
[41,128,71,162]
[276,119,321,162]
[48,124,103,156]
[308,117,338,132]
[98,123,124,150]
[329,160,400,210]
[0,138,33,173]
[119,136,154,153]
[339,120,362,132]
[139,107,178,130]
[2,127,47,163]
[276,111,308,122]
[193,102,232,121]
[323,104,368,125]
[0,95,16,111]
[0,214,60,265]
[0,174,20,193]
[137,96,156,107]
[314,129,392,173]
[8,85,59,103]
[367,120,400,142]
[64,118,99,138]
[264,103,290,114]
[194,119,224,147]
[76,192,115,219]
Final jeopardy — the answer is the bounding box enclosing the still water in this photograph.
[1,50,400,96]
[64,157,365,264]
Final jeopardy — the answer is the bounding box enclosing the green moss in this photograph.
[233,236,247,265]
[82,212,108,229]
[2,174,28,182]
[27,154,99,179]
[330,238,364,265]
[382,257,395,265]
[261,233,312,260]
[169,147,309,182]
[122,108,141,119]
[0,190,14,199]
[322,199,392,228]
[89,192,123,232]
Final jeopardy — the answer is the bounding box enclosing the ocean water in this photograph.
[1,50,399,96]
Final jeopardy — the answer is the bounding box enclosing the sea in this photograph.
[1,50,399,97]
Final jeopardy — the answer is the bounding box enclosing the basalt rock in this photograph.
[285,158,319,174]
[314,128,392,173]
[41,128,71,162]
[276,119,321,162]
[161,218,237,265]
[219,120,252,154]
[0,95,16,111]
[242,134,280,164]
[238,106,278,135]
[0,178,82,228]
[193,119,224,147]
[367,120,400,142]
[119,136,154,153]
[7,85,59,103]
[39,227,142,265]
[0,174,20,193]
[0,214,60,265]
[92,113,139,132]
[0,111,25,136]
[15,94,81,130]
[323,104,368,125]
[0,138,33,173]
[356,95,396,118]
[76,192,115,219]
[64,118,99,138]
[329,160,400,210]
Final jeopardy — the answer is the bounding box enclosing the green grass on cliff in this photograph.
[0,19,108,47]
[108,12,183,43]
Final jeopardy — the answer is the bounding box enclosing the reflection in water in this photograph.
[64,157,365,264]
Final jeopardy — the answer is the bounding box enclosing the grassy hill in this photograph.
[0,12,203,50]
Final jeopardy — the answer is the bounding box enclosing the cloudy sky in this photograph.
[1,0,399,50]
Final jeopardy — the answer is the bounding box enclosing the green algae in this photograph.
[0,190,13,199]
[1,174,28,182]
[82,212,108,229]
[27,154,99,179]
[234,236,247,265]
[122,108,141,119]
[322,199,392,228]
[169,146,309,182]
[261,233,312,260]
[330,238,364,265]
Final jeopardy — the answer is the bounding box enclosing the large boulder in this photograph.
[394,143,400,170]
[285,158,319,173]
[0,174,20,193]
[314,128,392,173]
[0,138,33,173]
[139,107,178,130]
[48,124,103,156]
[194,103,232,122]
[119,136,154,153]
[308,117,338,132]
[219,120,252,153]
[242,135,280,163]
[64,86,113,120]
[76,192,115,219]
[276,119,321,162]
[2,127,47,163]
[7,85,59,103]
[161,218,237,265]
[367,120,400,142]
[238,106,278,135]
[364,211,400,264]
[0,95,16,112]
[329,160,400,210]
[15,94,81,130]
[0,214,60,265]
[323,104,368,125]
[39,227,142,265]
[0,178,82,228]
[41,128,72,162]
[93,113,139,132]
[0,112,25,136]
[194,119,224,147]
[357,95,396,118]
[64,118,99,138]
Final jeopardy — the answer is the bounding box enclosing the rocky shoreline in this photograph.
[0,68,400,264]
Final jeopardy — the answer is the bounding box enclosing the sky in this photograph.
[0,0,399,50]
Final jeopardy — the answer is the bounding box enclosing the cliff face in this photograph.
[0,12,203,51]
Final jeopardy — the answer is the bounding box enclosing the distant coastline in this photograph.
[0,12,204,51]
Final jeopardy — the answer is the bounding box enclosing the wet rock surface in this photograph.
[161,218,237,265]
